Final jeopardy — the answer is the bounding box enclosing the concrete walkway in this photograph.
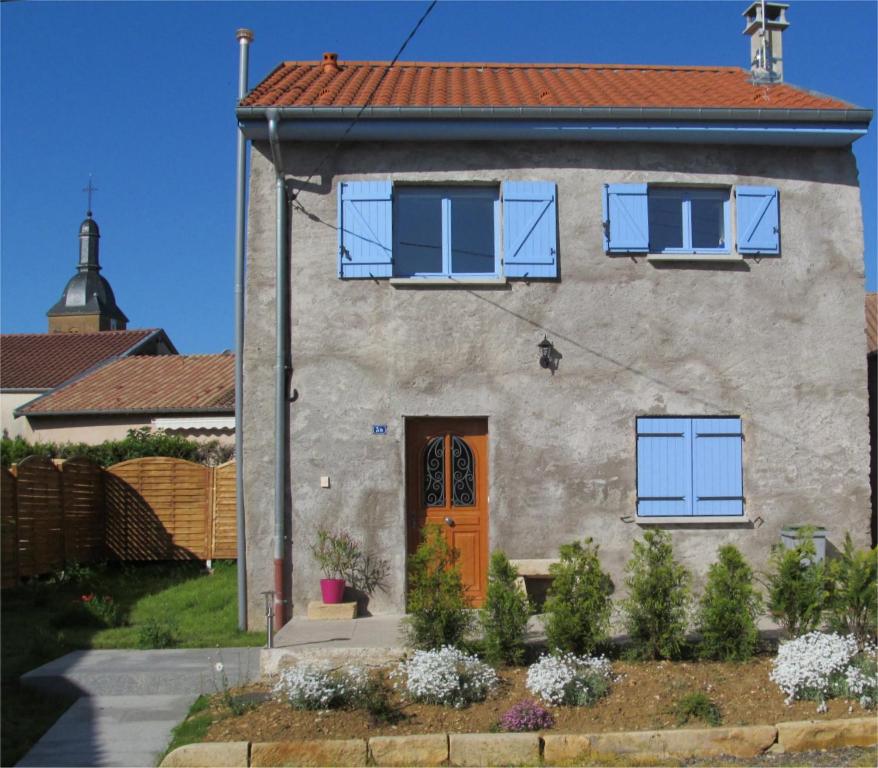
[18,648,261,768]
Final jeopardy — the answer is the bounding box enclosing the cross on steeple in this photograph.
[82,176,98,217]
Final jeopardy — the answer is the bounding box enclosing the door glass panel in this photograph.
[423,436,445,507]
[451,435,475,506]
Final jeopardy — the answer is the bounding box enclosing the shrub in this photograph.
[80,594,124,628]
[697,545,762,661]
[481,551,530,666]
[273,664,368,710]
[404,525,473,650]
[138,618,178,649]
[770,632,877,712]
[525,652,613,706]
[500,699,555,732]
[621,530,691,660]
[767,529,828,638]
[351,675,403,724]
[673,692,722,726]
[544,539,613,656]
[826,533,877,647]
[393,646,498,707]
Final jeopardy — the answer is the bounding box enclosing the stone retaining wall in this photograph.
[161,717,877,767]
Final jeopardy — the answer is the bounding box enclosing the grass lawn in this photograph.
[0,560,263,767]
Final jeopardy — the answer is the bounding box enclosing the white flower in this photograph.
[215,662,224,672]
[526,653,613,706]
[273,663,368,710]
[393,647,497,707]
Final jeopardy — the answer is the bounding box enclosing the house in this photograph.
[235,2,873,628]
[867,292,877,546]
[15,353,235,446]
[0,328,175,440]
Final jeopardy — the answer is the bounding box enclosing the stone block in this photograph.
[589,730,667,759]
[306,601,357,620]
[449,733,540,767]
[542,734,591,764]
[777,718,878,752]
[663,726,777,758]
[251,739,367,767]
[161,742,249,767]
[369,734,448,766]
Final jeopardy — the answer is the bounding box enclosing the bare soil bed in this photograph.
[204,658,872,744]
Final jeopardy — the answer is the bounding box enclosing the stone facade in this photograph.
[243,139,869,626]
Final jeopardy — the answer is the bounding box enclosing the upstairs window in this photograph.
[647,188,729,254]
[394,187,499,277]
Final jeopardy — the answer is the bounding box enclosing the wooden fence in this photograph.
[1,456,237,587]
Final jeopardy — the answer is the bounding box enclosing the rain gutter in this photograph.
[267,108,289,632]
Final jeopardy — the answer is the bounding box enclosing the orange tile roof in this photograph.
[867,293,877,354]
[0,330,166,390]
[242,60,856,111]
[21,354,235,416]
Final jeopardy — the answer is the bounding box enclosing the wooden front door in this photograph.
[406,418,489,607]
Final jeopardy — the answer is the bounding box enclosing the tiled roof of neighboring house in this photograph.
[0,329,172,390]
[20,354,235,416]
[241,60,856,111]
[867,293,877,354]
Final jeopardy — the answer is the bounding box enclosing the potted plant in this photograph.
[310,528,361,604]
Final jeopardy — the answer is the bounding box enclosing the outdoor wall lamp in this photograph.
[538,335,555,369]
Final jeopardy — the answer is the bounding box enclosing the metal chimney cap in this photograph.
[236,28,254,42]
[743,2,790,35]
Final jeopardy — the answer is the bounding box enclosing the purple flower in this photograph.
[500,699,555,732]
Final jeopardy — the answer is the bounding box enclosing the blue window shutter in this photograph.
[501,181,558,278]
[338,181,393,278]
[636,418,692,516]
[692,418,744,516]
[603,183,649,253]
[736,186,780,255]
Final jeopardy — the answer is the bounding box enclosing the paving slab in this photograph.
[16,694,195,768]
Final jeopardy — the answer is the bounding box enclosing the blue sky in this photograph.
[2,0,875,354]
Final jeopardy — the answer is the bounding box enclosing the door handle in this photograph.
[444,516,455,527]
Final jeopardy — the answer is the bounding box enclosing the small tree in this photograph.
[404,525,473,650]
[544,539,613,655]
[826,533,877,647]
[622,530,691,660]
[481,550,530,666]
[697,545,762,661]
[767,529,827,638]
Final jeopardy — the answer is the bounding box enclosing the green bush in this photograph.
[622,530,691,660]
[826,533,877,647]
[544,539,613,655]
[138,618,178,649]
[404,525,473,650]
[1,428,233,468]
[673,692,722,726]
[696,545,762,661]
[767,529,827,638]
[481,551,530,666]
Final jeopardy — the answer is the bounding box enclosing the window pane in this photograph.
[451,195,496,274]
[423,436,445,507]
[395,194,442,275]
[691,196,726,249]
[648,191,684,251]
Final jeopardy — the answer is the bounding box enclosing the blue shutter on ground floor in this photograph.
[692,418,744,516]
[603,183,649,253]
[501,181,558,278]
[338,180,393,278]
[636,418,692,517]
[735,186,780,255]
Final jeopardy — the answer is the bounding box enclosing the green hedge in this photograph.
[1,428,233,468]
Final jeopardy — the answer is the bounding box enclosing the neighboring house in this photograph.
[867,292,876,546]
[0,328,176,440]
[236,3,873,627]
[16,354,235,446]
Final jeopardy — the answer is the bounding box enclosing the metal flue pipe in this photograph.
[233,27,253,631]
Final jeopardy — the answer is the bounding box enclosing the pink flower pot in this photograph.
[320,578,346,604]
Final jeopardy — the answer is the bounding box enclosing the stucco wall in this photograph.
[1,391,43,440]
[243,139,870,627]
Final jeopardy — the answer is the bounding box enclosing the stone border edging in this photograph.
[160,716,877,767]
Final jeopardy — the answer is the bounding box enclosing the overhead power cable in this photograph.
[291,0,438,201]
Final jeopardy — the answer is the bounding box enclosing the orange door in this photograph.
[406,418,489,607]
